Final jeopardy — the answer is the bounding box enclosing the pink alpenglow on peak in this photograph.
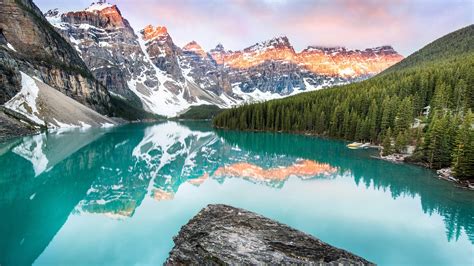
[141,25,170,42]
[183,41,207,57]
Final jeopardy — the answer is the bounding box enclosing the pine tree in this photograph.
[382,128,393,156]
[452,110,474,179]
[368,99,378,142]
[453,79,467,111]
[395,97,414,135]
[394,130,407,153]
[426,113,451,168]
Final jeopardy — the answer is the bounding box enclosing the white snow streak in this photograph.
[5,72,44,125]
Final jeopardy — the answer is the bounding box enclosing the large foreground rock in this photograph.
[166,204,373,265]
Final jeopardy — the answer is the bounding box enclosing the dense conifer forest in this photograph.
[213,25,474,179]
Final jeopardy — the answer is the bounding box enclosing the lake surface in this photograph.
[0,121,473,265]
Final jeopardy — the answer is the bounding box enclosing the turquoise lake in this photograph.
[0,121,473,265]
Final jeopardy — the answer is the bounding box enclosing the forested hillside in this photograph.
[178,105,223,120]
[213,25,474,179]
[383,25,474,73]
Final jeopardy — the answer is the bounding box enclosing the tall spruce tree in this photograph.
[452,110,474,179]
[382,128,393,156]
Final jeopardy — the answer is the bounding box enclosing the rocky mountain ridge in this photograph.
[42,1,403,117]
[0,0,112,113]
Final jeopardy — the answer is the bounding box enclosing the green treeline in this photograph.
[213,25,474,179]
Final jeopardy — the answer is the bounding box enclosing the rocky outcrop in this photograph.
[0,0,111,114]
[139,25,233,110]
[166,204,373,265]
[180,41,233,98]
[0,47,22,104]
[141,25,182,82]
[0,107,41,142]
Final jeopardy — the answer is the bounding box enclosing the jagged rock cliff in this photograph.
[166,204,373,265]
[47,4,158,111]
[0,0,111,114]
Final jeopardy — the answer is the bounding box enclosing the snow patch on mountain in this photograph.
[85,2,113,12]
[232,84,285,102]
[6,43,16,52]
[130,36,199,117]
[5,72,44,125]
[245,36,292,53]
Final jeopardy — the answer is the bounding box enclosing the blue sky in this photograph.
[35,0,473,56]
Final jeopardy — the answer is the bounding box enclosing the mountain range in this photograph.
[45,1,402,117]
[0,0,403,135]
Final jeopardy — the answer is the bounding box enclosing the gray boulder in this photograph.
[166,204,374,265]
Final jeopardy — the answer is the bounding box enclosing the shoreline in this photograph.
[375,152,474,191]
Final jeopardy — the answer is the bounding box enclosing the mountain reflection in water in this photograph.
[0,121,473,265]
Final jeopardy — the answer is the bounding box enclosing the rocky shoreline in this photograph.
[376,151,473,190]
[0,106,43,142]
[166,204,373,265]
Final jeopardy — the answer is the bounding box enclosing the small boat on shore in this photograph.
[347,142,370,149]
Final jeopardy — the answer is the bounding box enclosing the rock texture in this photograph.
[0,0,111,114]
[0,107,41,142]
[166,204,373,265]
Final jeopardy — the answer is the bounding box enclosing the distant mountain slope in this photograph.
[383,25,474,73]
[213,26,474,178]
[177,105,223,120]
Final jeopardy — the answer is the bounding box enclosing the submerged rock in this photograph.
[166,204,373,265]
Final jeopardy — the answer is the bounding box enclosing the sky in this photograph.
[35,0,473,56]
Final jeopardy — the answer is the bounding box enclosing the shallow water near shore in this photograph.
[0,121,473,265]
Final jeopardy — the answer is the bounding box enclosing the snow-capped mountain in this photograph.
[45,5,159,112]
[45,2,403,117]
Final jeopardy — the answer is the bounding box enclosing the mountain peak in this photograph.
[245,36,293,53]
[302,46,347,54]
[214,43,225,51]
[366,45,398,55]
[44,8,59,17]
[184,40,199,47]
[210,43,229,54]
[183,41,207,57]
[141,25,169,42]
[59,1,127,29]
[302,45,400,56]
[85,1,114,12]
